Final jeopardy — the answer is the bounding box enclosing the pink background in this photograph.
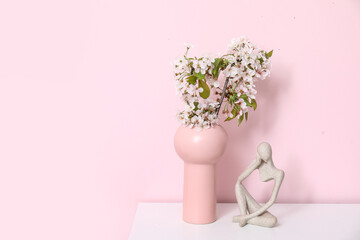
[0,0,359,239]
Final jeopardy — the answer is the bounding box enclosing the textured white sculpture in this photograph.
[233,142,285,227]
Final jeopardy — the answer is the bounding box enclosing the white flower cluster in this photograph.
[222,37,272,119]
[173,38,272,129]
[226,37,271,82]
[192,58,214,75]
[173,57,188,75]
[177,100,219,130]
[173,44,222,129]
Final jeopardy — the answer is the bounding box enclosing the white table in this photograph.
[129,203,360,240]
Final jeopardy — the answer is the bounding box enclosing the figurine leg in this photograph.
[235,183,248,215]
[244,191,277,228]
[234,184,277,227]
[233,183,249,226]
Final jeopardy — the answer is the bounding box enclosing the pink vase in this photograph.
[174,125,228,224]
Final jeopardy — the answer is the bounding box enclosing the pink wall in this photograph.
[0,0,359,239]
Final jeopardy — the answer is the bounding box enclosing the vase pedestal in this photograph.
[183,163,217,223]
[174,125,227,224]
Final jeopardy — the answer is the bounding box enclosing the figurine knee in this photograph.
[236,183,247,194]
[266,216,277,228]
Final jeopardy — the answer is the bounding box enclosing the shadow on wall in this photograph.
[216,63,301,203]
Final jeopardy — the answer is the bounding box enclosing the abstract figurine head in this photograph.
[257,142,272,162]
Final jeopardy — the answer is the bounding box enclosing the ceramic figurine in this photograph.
[233,142,284,227]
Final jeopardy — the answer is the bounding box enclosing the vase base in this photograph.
[183,218,216,224]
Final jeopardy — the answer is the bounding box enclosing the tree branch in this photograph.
[216,77,229,117]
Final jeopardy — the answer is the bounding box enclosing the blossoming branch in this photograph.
[173,37,273,130]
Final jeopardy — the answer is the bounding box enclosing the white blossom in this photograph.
[184,42,194,49]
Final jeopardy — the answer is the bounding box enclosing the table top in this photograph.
[129,203,360,240]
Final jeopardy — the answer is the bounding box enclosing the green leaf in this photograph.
[198,80,210,99]
[225,107,239,121]
[194,102,199,111]
[239,94,248,100]
[222,59,230,69]
[212,58,223,79]
[265,50,273,59]
[239,94,251,106]
[247,64,254,70]
[251,99,257,110]
[258,58,264,64]
[186,75,197,85]
[193,72,205,80]
[238,114,244,126]
[245,112,248,121]
[228,93,237,105]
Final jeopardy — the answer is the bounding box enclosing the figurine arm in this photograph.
[236,157,261,184]
[243,170,284,221]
